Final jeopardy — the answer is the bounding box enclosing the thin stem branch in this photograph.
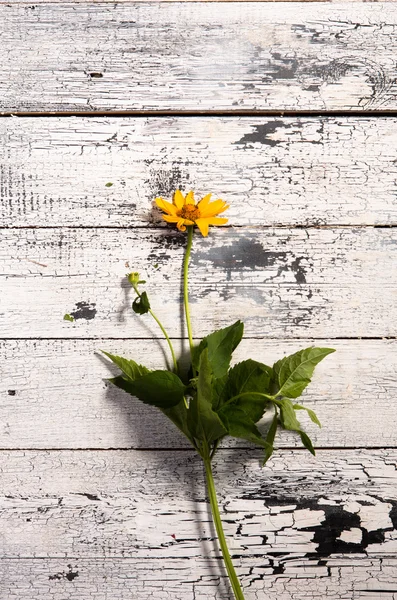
[148,308,179,374]
[224,391,276,407]
[203,457,246,600]
[184,225,195,372]
[132,284,179,375]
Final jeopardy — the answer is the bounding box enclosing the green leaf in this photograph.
[218,404,271,453]
[216,359,272,421]
[273,347,335,399]
[108,371,185,409]
[130,370,186,408]
[278,398,301,431]
[277,398,317,457]
[293,404,322,428]
[102,351,150,380]
[132,291,151,315]
[108,375,137,396]
[63,313,74,322]
[193,321,244,379]
[105,182,113,187]
[162,401,195,447]
[299,431,316,456]
[187,349,227,444]
[262,411,279,465]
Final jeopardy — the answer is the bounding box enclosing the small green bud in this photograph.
[105,182,113,187]
[127,272,141,286]
[63,313,74,322]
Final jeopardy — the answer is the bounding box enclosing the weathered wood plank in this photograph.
[2,227,397,339]
[2,116,397,228]
[1,3,397,112]
[2,556,397,600]
[0,449,396,599]
[1,338,395,449]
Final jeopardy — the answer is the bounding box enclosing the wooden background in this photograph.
[1,3,397,599]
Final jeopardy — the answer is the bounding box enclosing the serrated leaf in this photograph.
[293,404,322,428]
[162,401,196,447]
[102,351,150,380]
[299,431,316,456]
[217,359,272,421]
[218,404,271,453]
[188,349,227,444]
[273,347,335,399]
[277,398,317,457]
[262,411,279,465]
[278,397,301,431]
[132,291,151,315]
[108,371,184,409]
[131,370,186,408]
[192,321,244,379]
[108,375,136,396]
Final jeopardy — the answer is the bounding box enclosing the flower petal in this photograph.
[185,190,195,205]
[156,197,178,215]
[199,199,229,218]
[174,190,185,209]
[177,219,187,232]
[162,214,180,223]
[195,218,209,237]
[206,217,228,225]
[197,194,212,210]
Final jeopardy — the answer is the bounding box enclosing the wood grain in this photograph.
[2,116,397,228]
[2,557,397,600]
[1,3,397,112]
[2,338,396,449]
[1,449,396,598]
[2,226,397,339]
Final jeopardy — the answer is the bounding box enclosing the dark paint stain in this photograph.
[75,492,101,501]
[291,23,329,45]
[269,54,300,80]
[306,84,320,92]
[7,390,16,396]
[195,237,309,285]
[234,121,292,148]
[144,231,186,266]
[389,501,397,529]
[88,72,103,78]
[70,302,97,321]
[240,495,395,557]
[49,565,79,582]
[299,58,388,108]
[146,165,190,198]
[269,559,285,575]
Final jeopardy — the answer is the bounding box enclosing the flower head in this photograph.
[155,190,229,237]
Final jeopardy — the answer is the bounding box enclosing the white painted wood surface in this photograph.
[1,3,397,112]
[1,450,396,598]
[2,226,397,338]
[2,116,397,228]
[2,338,396,449]
[2,2,397,598]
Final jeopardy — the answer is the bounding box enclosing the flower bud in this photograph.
[127,272,141,286]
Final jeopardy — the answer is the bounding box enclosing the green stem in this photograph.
[224,391,276,408]
[132,283,179,374]
[203,457,246,600]
[148,308,179,374]
[184,226,195,369]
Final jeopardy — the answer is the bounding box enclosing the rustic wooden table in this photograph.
[1,2,397,599]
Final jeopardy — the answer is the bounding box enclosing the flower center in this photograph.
[178,204,200,221]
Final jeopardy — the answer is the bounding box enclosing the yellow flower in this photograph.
[155,190,229,237]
